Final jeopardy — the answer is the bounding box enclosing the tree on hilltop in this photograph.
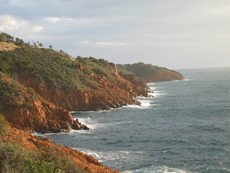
[0,32,14,42]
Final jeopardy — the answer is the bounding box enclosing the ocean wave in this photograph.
[32,132,48,137]
[147,82,156,86]
[76,117,98,130]
[123,165,196,173]
[73,148,143,163]
[148,91,165,98]
[147,83,166,98]
[124,99,153,109]
[32,130,72,137]
[149,86,156,91]
[75,116,134,131]
[68,129,91,134]
[76,117,121,130]
[183,78,190,81]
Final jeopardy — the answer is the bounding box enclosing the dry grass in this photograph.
[0,42,19,52]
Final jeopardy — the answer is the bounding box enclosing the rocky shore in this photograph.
[0,33,184,172]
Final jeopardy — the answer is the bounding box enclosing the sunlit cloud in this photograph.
[82,40,128,47]
[45,17,73,23]
[0,15,43,33]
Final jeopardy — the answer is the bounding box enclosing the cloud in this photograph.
[45,17,73,23]
[82,40,90,44]
[32,26,43,32]
[82,40,128,47]
[44,16,99,29]
[95,41,128,46]
[0,15,43,33]
[0,0,230,68]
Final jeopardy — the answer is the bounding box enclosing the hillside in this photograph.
[0,33,123,172]
[0,115,118,173]
[0,33,184,173]
[0,43,148,112]
[118,62,184,82]
[0,33,148,133]
[0,72,88,133]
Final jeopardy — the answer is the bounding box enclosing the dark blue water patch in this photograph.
[45,67,230,173]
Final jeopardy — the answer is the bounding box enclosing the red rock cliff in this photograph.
[2,125,119,173]
[16,63,148,111]
[0,72,88,133]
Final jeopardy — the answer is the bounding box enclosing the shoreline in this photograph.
[30,79,186,172]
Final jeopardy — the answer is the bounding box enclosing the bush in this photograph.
[0,143,87,173]
[0,115,7,135]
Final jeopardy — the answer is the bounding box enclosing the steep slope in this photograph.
[118,62,184,82]
[0,43,148,111]
[0,116,118,173]
[0,33,121,173]
[0,38,148,132]
[0,72,88,133]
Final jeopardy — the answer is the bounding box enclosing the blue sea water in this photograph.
[45,68,230,173]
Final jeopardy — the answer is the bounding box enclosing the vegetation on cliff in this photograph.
[118,62,184,82]
[0,72,88,133]
[0,115,117,173]
[0,41,129,90]
[0,33,148,133]
[0,33,184,133]
[0,32,184,173]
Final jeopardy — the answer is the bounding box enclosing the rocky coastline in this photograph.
[0,34,184,173]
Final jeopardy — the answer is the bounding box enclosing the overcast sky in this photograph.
[0,0,230,69]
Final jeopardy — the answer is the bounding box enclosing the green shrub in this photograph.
[0,115,7,135]
[0,45,118,91]
[0,143,88,173]
[0,73,34,109]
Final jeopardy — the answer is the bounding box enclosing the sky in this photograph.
[0,0,230,69]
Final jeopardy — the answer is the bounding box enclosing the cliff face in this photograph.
[0,72,88,133]
[118,62,184,82]
[0,33,120,173]
[17,72,146,111]
[0,33,186,173]
[0,42,148,132]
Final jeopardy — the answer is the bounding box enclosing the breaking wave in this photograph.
[74,148,143,163]
[123,165,196,173]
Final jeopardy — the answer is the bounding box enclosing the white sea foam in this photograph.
[139,99,151,107]
[183,78,190,81]
[149,86,156,91]
[123,165,197,173]
[147,82,156,86]
[68,129,91,134]
[76,117,116,130]
[124,99,152,109]
[32,131,70,137]
[148,91,165,98]
[147,83,166,98]
[74,148,143,163]
[32,132,47,137]
[76,117,97,130]
[73,149,194,173]
[77,117,92,125]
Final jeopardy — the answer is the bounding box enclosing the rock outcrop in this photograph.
[0,72,88,133]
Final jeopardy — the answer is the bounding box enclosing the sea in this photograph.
[43,67,230,173]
